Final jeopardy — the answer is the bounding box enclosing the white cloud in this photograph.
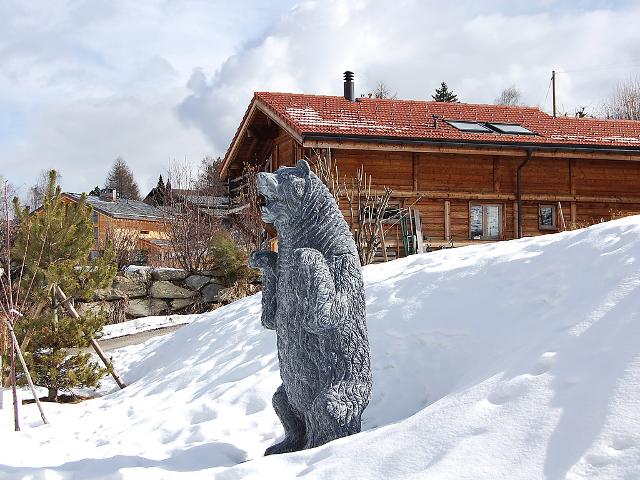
[178,0,640,154]
[2,0,640,195]
[0,0,298,193]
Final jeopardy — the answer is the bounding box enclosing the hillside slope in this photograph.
[2,217,640,479]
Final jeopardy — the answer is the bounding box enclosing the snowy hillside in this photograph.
[2,216,640,479]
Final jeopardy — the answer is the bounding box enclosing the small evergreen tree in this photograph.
[11,170,116,401]
[89,186,101,196]
[209,230,255,287]
[105,157,141,200]
[432,82,459,102]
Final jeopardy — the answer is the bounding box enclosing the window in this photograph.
[470,204,502,240]
[446,120,493,133]
[487,123,536,135]
[539,205,557,230]
[94,227,99,243]
[92,211,99,224]
[446,120,537,135]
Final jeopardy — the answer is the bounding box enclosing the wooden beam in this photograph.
[444,200,451,240]
[493,157,500,193]
[303,139,640,162]
[513,201,519,238]
[359,188,640,204]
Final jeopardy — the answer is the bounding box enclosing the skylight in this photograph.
[487,123,536,135]
[446,121,493,133]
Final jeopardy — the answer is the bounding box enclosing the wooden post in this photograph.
[513,201,519,239]
[569,159,577,228]
[557,202,567,231]
[4,317,48,425]
[54,285,126,390]
[412,153,419,192]
[444,201,451,240]
[10,332,19,431]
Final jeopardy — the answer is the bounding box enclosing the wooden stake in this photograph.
[10,332,19,431]
[5,317,48,425]
[53,285,126,390]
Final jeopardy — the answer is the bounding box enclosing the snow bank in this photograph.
[2,217,640,479]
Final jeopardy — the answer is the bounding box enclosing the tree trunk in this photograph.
[47,387,58,402]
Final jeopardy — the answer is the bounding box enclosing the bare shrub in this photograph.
[603,77,640,120]
[163,161,222,271]
[495,86,522,106]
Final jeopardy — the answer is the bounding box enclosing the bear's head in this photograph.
[256,159,316,228]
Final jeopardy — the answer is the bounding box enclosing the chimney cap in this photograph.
[343,71,354,81]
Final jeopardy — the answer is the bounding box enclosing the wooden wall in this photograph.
[326,148,640,246]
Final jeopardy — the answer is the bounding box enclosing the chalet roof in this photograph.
[253,92,640,149]
[64,193,166,221]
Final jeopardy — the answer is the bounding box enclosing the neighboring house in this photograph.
[221,72,640,255]
[63,190,170,264]
[144,187,229,218]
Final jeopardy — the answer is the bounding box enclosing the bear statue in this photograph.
[249,159,371,455]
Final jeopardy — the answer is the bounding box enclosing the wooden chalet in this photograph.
[221,73,640,257]
[63,190,170,264]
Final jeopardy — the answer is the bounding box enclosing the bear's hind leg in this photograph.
[265,385,306,456]
[304,382,367,450]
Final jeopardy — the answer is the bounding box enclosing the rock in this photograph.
[77,301,114,317]
[184,274,210,290]
[113,276,147,298]
[201,283,223,303]
[201,269,223,277]
[208,276,225,286]
[171,298,195,310]
[151,268,189,281]
[150,281,196,299]
[94,288,126,301]
[126,298,167,318]
[123,266,152,283]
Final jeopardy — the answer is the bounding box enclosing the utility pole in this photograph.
[552,70,557,117]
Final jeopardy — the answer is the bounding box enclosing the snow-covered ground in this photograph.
[2,216,640,479]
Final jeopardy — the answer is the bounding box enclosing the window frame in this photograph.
[469,203,504,240]
[538,204,558,231]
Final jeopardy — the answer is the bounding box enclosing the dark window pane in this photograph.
[447,120,493,133]
[540,207,554,226]
[471,205,483,239]
[487,123,536,135]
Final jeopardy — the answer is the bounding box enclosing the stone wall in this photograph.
[78,267,259,323]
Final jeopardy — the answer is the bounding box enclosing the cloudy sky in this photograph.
[2,0,640,197]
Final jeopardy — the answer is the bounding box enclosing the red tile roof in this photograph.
[254,92,640,149]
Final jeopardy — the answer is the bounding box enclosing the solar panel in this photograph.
[446,121,493,133]
[488,123,536,135]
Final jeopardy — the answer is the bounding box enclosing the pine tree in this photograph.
[11,170,117,401]
[105,157,141,200]
[432,82,459,102]
[89,186,101,196]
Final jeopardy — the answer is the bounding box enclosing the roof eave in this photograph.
[301,133,640,157]
[220,96,303,180]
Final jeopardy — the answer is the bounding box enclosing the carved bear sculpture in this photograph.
[249,159,371,455]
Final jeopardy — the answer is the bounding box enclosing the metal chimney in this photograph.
[343,71,355,102]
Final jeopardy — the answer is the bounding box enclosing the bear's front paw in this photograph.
[249,250,277,269]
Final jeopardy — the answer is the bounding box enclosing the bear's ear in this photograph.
[296,159,310,177]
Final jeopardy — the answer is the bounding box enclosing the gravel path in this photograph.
[99,324,185,351]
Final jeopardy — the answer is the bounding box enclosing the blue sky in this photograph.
[1,0,640,196]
